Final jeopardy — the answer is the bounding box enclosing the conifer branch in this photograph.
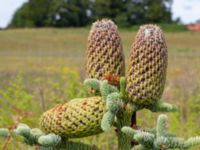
[119,77,126,99]
[38,133,61,146]
[106,92,121,113]
[0,129,9,138]
[0,124,99,150]
[121,127,138,138]
[101,111,115,131]
[184,136,200,149]
[156,114,167,137]
[122,114,200,150]
[134,132,155,147]
[99,80,118,100]
[151,101,177,112]
[84,79,100,92]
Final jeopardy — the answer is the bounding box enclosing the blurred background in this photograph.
[0,0,200,149]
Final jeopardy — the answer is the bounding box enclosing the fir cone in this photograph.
[40,97,106,138]
[86,19,125,86]
[126,24,168,108]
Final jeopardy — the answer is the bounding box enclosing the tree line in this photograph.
[9,0,174,28]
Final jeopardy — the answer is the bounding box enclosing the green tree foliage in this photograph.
[27,0,58,27]
[9,0,173,28]
[9,0,92,27]
[9,2,34,27]
[9,0,55,27]
[125,0,172,25]
[51,0,92,27]
[9,0,172,27]
[8,0,87,27]
[93,0,127,26]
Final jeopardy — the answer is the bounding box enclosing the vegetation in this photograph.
[9,0,173,28]
[0,27,200,149]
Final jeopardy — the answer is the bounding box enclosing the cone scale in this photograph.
[40,97,106,138]
[126,24,168,108]
[86,19,125,83]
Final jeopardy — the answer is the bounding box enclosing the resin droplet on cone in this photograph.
[40,97,106,138]
[126,24,168,108]
[86,19,125,83]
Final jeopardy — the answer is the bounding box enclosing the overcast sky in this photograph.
[0,0,200,28]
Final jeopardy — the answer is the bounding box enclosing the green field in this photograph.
[0,28,200,149]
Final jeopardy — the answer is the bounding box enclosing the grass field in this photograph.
[0,28,200,149]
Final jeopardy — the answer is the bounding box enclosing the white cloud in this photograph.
[172,0,200,24]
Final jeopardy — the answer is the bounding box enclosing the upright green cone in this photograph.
[126,24,168,108]
[86,19,125,82]
[40,97,106,138]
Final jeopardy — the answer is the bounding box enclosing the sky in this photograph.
[0,0,200,28]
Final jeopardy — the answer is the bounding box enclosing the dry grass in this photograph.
[0,28,200,73]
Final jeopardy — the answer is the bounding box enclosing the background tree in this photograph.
[9,0,173,28]
[92,0,127,26]
[125,0,172,25]
[50,0,92,27]
[9,2,33,27]
[9,0,57,27]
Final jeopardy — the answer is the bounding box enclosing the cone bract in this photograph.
[40,97,106,138]
[126,24,168,108]
[86,19,125,82]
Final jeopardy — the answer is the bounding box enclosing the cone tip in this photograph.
[91,19,117,31]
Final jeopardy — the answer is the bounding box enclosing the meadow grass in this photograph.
[0,28,200,149]
[0,28,200,72]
